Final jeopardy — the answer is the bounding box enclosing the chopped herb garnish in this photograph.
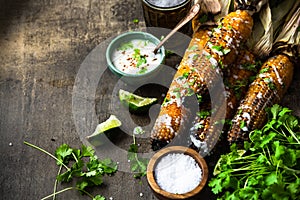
[206,54,212,59]
[268,82,276,90]
[240,120,245,129]
[133,48,147,67]
[242,63,257,72]
[186,88,194,96]
[138,67,147,74]
[196,94,203,103]
[133,19,139,24]
[173,87,181,92]
[194,123,204,129]
[188,45,198,51]
[218,60,225,69]
[209,43,230,55]
[118,41,134,51]
[182,72,189,79]
[259,67,269,74]
[193,54,200,60]
[197,110,211,119]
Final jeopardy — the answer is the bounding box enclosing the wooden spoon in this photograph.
[153,3,201,54]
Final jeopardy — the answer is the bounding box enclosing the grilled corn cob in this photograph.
[227,5,299,144]
[227,54,294,144]
[151,5,263,150]
[151,29,211,150]
[190,49,258,153]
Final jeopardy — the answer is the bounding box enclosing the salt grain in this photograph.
[146,0,187,8]
[155,153,202,194]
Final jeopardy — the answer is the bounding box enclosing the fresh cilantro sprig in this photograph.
[127,126,149,179]
[24,142,117,200]
[209,104,300,200]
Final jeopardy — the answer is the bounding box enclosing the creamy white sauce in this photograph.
[112,39,162,75]
[272,65,283,85]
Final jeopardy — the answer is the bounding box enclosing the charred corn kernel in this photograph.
[151,10,254,150]
[228,54,294,144]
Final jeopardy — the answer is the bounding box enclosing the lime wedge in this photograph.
[86,115,122,146]
[119,89,157,113]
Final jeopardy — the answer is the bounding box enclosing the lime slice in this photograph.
[86,115,122,146]
[119,89,157,113]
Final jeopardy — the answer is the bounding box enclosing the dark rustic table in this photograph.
[1,0,300,200]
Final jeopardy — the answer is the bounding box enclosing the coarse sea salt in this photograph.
[155,153,202,194]
[146,0,187,8]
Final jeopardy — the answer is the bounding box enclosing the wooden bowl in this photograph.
[147,146,208,200]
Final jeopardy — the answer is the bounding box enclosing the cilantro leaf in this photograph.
[93,195,106,200]
[55,144,73,165]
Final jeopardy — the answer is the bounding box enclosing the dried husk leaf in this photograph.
[250,3,273,58]
[247,0,298,58]
[192,0,222,31]
[214,0,233,21]
[272,5,300,62]
[272,1,299,36]
[273,3,300,45]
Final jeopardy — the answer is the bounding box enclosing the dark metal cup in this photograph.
[141,0,192,34]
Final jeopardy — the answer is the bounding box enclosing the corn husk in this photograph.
[192,0,222,31]
[273,3,300,45]
[214,0,233,21]
[247,0,298,58]
[272,5,300,61]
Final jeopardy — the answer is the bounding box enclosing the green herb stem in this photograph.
[23,141,70,170]
[283,166,300,174]
[72,152,79,163]
[53,165,62,200]
[284,124,300,144]
[41,187,95,200]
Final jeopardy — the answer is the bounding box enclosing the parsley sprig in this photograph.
[127,127,149,179]
[24,142,117,200]
[209,104,300,200]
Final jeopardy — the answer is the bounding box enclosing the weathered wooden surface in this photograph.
[1,0,300,200]
[0,0,157,199]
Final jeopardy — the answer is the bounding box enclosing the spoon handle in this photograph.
[154,3,201,54]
